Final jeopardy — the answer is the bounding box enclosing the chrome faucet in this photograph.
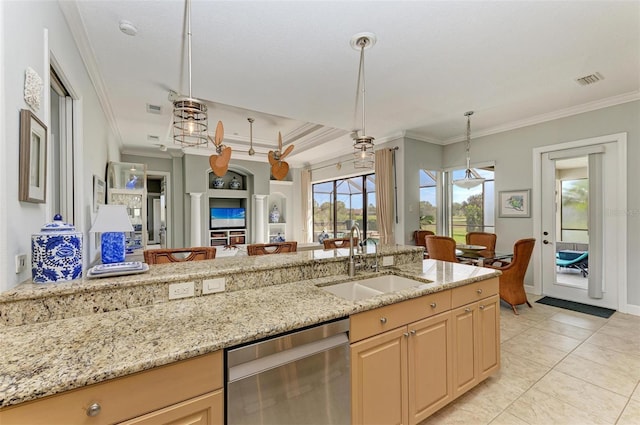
[348,223,363,277]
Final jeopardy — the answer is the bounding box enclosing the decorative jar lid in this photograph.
[38,214,78,234]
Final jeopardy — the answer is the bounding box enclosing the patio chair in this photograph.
[556,251,589,277]
[144,247,216,264]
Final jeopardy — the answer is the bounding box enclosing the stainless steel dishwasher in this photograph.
[226,318,350,424]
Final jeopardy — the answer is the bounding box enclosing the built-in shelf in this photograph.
[210,229,246,246]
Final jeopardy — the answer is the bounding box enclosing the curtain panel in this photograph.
[375,149,395,244]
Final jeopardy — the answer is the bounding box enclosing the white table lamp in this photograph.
[90,204,134,264]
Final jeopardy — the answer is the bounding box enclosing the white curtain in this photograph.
[300,169,312,243]
[375,149,395,244]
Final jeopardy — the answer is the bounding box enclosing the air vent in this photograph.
[146,103,162,114]
[575,72,604,86]
[147,135,160,142]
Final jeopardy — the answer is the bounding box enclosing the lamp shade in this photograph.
[90,205,134,233]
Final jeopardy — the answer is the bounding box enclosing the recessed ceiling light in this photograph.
[119,20,138,36]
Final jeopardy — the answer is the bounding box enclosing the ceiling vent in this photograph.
[146,103,162,114]
[575,72,604,86]
[147,135,160,142]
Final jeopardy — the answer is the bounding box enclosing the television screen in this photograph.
[211,207,246,229]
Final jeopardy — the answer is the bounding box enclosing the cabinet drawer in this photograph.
[350,291,451,342]
[0,351,222,425]
[451,278,498,309]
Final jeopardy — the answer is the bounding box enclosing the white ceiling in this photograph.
[64,0,640,167]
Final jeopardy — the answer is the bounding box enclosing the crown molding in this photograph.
[58,1,123,147]
[402,131,445,145]
[442,91,640,144]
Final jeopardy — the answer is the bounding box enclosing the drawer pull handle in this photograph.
[479,305,485,310]
[430,302,437,308]
[380,317,387,324]
[86,403,101,417]
[476,288,483,294]
[410,329,417,335]
[465,308,472,313]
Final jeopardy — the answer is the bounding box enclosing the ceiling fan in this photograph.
[268,132,294,180]
[208,121,232,177]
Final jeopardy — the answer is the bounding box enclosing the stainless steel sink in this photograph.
[321,275,428,301]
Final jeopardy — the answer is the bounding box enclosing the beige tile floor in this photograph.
[422,294,640,425]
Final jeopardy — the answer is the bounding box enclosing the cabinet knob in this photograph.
[86,403,101,417]
[430,302,437,308]
[380,317,387,324]
[476,288,483,294]
[465,307,472,313]
[403,332,410,337]
[409,329,416,335]
[479,305,485,310]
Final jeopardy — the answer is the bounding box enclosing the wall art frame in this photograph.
[19,109,47,203]
[499,189,531,218]
[93,175,106,212]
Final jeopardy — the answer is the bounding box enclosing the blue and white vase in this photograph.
[318,230,329,244]
[229,176,241,190]
[269,204,280,223]
[31,214,83,283]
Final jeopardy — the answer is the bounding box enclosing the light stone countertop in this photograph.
[0,256,499,408]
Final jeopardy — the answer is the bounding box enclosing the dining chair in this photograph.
[413,230,435,258]
[247,241,298,256]
[483,238,536,315]
[425,235,459,262]
[465,232,497,252]
[143,247,217,264]
[323,237,357,249]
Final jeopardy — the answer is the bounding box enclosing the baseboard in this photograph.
[621,303,640,317]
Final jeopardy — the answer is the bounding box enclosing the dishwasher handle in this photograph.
[228,332,348,383]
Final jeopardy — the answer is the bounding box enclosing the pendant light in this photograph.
[247,118,255,155]
[452,111,485,189]
[351,33,376,169]
[173,0,208,147]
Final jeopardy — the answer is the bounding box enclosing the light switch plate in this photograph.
[203,277,226,295]
[382,256,394,266]
[169,281,195,300]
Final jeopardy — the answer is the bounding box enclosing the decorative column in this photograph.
[189,192,203,246]
[254,194,267,243]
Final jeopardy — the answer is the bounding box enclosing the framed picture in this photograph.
[93,175,106,212]
[19,109,47,203]
[499,189,531,218]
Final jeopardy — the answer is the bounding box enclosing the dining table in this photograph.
[455,245,513,266]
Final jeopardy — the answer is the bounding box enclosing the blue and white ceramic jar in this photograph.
[31,214,83,283]
[229,176,241,190]
[269,204,280,223]
[318,230,329,244]
[213,176,225,189]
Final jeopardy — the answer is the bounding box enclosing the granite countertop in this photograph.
[0,254,499,408]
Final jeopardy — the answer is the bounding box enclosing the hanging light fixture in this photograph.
[452,111,485,189]
[351,33,376,169]
[247,118,255,156]
[173,0,208,147]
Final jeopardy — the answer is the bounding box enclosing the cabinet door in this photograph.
[351,327,408,425]
[478,294,500,381]
[451,303,478,398]
[407,311,453,425]
[120,390,223,425]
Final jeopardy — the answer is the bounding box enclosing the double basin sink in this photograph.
[321,274,430,301]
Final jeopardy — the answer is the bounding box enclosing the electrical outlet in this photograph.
[15,254,27,274]
[382,256,394,267]
[203,277,226,295]
[168,281,195,300]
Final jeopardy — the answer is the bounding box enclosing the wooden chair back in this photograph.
[323,237,357,249]
[144,247,217,264]
[465,232,497,252]
[425,235,458,262]
[247,241,298,256]
[413,230,435,248]
[485,238,536,314]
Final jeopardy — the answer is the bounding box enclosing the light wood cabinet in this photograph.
[351,278,500,424]
[0,351,223,425]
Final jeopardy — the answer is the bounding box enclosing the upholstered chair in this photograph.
[413,230,435,258]
[465,232,497,252]
[483,238,536,314]
[425,235,458,263]
[247,241,298,256]
[144,247,217,264]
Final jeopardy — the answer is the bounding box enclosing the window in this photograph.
[313,174,376,242]
[560,178,588,243]
[450,166,495,243]
[419,169,437,233]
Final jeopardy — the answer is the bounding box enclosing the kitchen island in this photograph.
[0,245,500,424]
